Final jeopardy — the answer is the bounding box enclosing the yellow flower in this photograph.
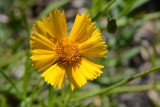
[30,10,107,90]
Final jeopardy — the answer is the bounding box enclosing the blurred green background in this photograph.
[0,0,160,107]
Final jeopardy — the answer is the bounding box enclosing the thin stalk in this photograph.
[30,77,44,105]
[0,69,20,95]
[71,65,160,102]
[109,83,160,94]
[93,0,116,20]
[116,0,136,19]
[22,50,31,100]
[48,86,55,107]
[64,89,72,107]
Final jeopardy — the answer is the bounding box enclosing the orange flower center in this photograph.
[55,39,80,64]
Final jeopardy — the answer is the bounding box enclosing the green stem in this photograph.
[0,69,20,95]
[143,12,160,21]
[22,50,31,100]
[71,65,160,102]
[30,77,44,105]
[116,0,136,19]
[48,86,55,107]
[93,0,116,20]
[101,0,116,12]
[22,12,30,37]
[64,89,72,107]
[109,83,160,94]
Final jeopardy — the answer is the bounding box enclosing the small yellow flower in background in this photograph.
[30,10,107,90]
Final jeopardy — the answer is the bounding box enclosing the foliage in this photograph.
[0,0,160,107]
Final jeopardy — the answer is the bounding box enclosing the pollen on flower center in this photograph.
[55,39,80,64]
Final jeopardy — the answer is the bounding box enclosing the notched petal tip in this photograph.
[66,58,104,90]
[69,13,96,43]
[30,9,107,90]
[44,9,67,41]
[41,64,66,89]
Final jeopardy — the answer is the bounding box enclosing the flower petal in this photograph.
[66,63,87,90]
[66,58,103,90]
[78,29,107,57]
[78,58,103,82]
[31,53,57,72]
[31,49,55,55]
[33,20,57,43]
[30,32,55,50]
[41,63,66,89]
[69,13,96,43]
[30,32,57,71]
[43,10,67,40]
